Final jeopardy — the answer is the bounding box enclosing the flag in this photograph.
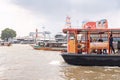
[66,16,71,27]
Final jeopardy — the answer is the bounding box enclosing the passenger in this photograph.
[103,49,107,54]
[92,38,97,53]
[109,34,115,54]
[78,43,82,54]
[117,41,120,54]
[90,37,92,42]
[98,38,103,42]
[98,38,107,54]
[93,38,97,42]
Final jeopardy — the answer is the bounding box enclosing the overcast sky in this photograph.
[0,0,120,37]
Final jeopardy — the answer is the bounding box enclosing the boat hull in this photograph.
[61,53,120,66]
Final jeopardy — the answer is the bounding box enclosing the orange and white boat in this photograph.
[61,19,120,66]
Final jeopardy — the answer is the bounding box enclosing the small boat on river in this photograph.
[33,41,67,51]
[32,32,67,51]
[61,19,120,66]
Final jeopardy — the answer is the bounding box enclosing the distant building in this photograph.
[54,32,66,42]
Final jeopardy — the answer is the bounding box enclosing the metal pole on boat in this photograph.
[67,30,69,52]
[66,16,71,52]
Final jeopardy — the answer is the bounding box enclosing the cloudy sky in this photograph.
[0,0,120,37]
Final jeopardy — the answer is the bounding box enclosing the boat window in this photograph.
[69,34,75,40]
[114,38,120,42]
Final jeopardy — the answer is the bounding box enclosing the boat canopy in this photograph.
[63,28,120,54]
[63,28,120,34]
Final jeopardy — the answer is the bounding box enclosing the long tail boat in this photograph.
[61,19,120,66]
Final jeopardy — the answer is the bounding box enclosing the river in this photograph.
[0,44,120,80]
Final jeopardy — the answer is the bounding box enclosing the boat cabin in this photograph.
[63,28,120,54]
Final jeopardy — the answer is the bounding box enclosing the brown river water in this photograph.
[0,44,120,80]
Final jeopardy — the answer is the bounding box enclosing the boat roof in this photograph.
[63,28,120,34]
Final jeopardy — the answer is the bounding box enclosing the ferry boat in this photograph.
[61,19,120,66]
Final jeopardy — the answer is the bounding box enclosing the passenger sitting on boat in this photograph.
[98,38,106,54]
[91,38,97,53]
[78,41,82,54]
[98,38,103,42]
[109,34,115,54]
[90,37,92,42]
[117,41,120,54]
[93,38,97,42]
